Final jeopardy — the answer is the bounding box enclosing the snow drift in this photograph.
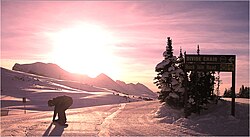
[155,98,249,136]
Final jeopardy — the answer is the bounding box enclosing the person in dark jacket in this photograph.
[48,95,73,126]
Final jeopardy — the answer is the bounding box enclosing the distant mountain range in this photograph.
[12,62,157,98]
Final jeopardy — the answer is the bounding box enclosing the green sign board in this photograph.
[185,54,235,64]
[185,54,236,72]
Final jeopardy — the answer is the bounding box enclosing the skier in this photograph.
[48,95,73,126]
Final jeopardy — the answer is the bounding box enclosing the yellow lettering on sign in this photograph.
[206,65,217,70]
[186,56,201,62]
[229,64,235,71]
[203,57,218,62]
[220,64,235,71]
[185,64,195,70]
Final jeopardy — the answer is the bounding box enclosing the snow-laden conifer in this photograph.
[154,37,185,108]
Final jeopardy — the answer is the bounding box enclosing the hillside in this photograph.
[11,62,157,98]
[12,62,90,81]
[88,73,126,93]
[0,67,139,112]
[116,80,157,97]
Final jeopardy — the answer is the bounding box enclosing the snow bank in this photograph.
[155,99,249,136]
[155,103,183,124]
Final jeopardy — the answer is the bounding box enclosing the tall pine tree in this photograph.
[154,37,185,108]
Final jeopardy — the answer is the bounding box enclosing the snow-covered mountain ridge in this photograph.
[12,62,157,98]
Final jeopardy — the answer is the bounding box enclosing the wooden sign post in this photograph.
[23,97,27,114]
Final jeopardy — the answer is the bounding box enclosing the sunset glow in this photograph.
[1,1,249,92]
[48,23,120,78]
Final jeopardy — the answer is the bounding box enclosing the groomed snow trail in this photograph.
[107,101,203,136]
[3,100,247,136]
[98,103,126,136]
[1,101,203,136]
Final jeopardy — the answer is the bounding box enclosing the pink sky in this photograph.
[1,1,249,93]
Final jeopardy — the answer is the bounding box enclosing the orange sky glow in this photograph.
[1,1,249,93]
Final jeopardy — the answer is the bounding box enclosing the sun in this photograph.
[48,23,120,78]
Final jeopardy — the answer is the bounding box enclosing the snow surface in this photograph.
[156,59,170,70]
[1,68,249,136]
[0,67,143,112]
[156,98,249,136]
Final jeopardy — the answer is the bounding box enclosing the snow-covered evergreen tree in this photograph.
[154,37,185,108]
[186,45,216,114]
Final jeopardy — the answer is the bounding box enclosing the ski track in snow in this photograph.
[98,103,126,136]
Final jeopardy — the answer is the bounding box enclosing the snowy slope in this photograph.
[89,73,125,92]
[116,80,157,98]
[11,62,156,98]
[12,62,90,81]
[1,67,139,112]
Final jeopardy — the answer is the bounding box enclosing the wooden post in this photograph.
[23,97,26,114]
[231,55,236,116]
[231,71,235,116]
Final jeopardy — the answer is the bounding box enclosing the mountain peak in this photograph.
[97,73,108,78]
[96,73,113,81]
[12,62,75,80]
[116,80,126,85]
[11,62,156,98]
[136,82,143,86]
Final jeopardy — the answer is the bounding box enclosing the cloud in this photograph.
[1,1,249,91]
